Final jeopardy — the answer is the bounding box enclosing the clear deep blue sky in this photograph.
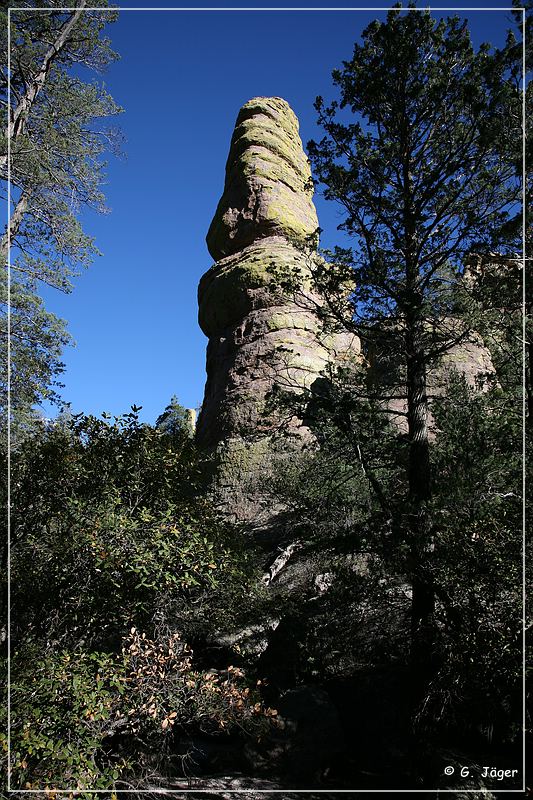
[38,2,519,423]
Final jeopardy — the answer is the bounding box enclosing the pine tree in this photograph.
[307,8,522,680]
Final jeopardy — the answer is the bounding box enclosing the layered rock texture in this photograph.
[196,97,360,518]
[205,96,319,261]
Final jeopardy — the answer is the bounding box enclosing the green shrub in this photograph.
[2,407,267,792]
[2,629,274,794]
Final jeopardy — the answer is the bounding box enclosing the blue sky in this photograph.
[36,2,520,424]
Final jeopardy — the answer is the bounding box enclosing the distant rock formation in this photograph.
[368,319,496,435]
[196,97,360,519]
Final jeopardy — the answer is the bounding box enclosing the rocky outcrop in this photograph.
[206,96,319,260]
[195,97,496,516]
[196,97,360,519]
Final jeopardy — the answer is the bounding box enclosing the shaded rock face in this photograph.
[196,98,360,518]
[368,320,496,435]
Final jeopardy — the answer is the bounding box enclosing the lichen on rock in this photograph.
[196,97,360,521]
[206,97,319,261]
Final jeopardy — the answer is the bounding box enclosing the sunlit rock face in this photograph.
[206,97,319,260]
[197,236,358,449]
[196,97,360,520]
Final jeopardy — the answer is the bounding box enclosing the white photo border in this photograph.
[6,4,528,793]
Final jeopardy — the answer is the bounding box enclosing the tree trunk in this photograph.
[405,315,437,787]
[1,190,31,265]
[405,317,435,680]
[401,125,435,674]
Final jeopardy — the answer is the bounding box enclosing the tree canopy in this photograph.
[1,1,122,434]
[308,9,522,342]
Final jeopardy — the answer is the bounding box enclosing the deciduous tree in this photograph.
[0,1,122,432]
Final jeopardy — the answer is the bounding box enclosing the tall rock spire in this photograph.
[196,97,359,520]
[206,97,319,260]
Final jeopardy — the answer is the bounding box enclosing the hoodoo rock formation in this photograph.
[196,96,495,519]
[196,97,360,517]
[205,96,319,261]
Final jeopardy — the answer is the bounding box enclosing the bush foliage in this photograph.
[2,406,270,793]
